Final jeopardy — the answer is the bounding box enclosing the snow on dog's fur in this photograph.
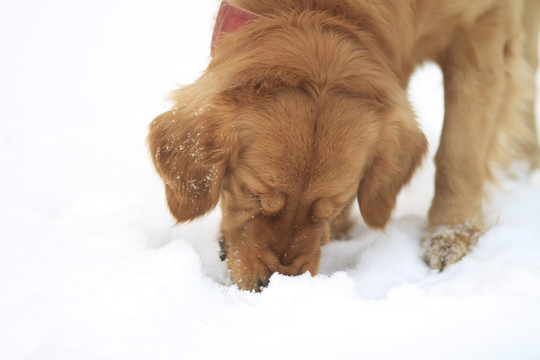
[148,0,539,291]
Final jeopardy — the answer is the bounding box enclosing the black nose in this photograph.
[218,235,227,261]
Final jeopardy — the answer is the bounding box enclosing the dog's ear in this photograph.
[357,106,427,229]
[148,90,233,223]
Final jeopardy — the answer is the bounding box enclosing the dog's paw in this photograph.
[422,225,482,271]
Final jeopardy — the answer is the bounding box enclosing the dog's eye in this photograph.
[241,186,260,201]
[242,184,285,216]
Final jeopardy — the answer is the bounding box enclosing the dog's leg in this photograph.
[424,11,512,270]
[523,0,540,73]
[484,22,539,174]
[522,0,540,167]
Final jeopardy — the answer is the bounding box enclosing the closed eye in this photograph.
[241,182,286,217]
[225,185,260,211]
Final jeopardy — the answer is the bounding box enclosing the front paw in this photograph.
[422,225,482,270]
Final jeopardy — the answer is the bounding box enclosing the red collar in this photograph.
[211,1,265,54]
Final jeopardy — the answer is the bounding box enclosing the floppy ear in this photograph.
[358,108,427,229]
[148,99,232,223]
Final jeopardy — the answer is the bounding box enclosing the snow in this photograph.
[1,0,539,359]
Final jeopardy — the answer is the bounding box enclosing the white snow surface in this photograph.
[1,1,540,359]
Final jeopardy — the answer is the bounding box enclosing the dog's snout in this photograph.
[259,249,311,277]
[221,222,323,291]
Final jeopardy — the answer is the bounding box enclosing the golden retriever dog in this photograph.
[148,0,539,291]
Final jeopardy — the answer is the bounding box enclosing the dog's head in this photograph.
[148,13,427,291]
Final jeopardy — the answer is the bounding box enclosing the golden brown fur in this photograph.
[148,0,539,291]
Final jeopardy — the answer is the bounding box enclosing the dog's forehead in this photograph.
[238,102,367,187]
[234,89,374,192]
[238,135,365,195]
